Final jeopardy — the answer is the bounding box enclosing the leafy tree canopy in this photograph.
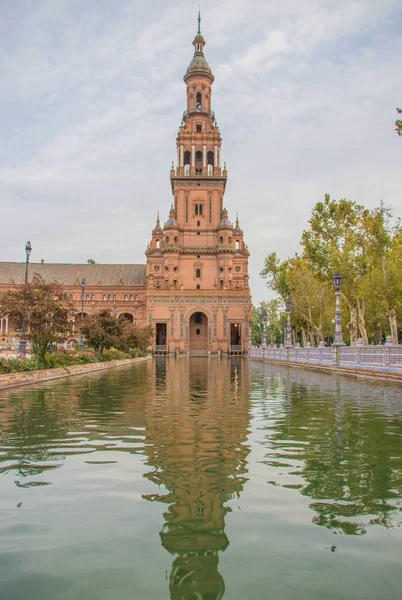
[0,276,75,357]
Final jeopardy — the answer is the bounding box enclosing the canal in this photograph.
[0,358,401,599]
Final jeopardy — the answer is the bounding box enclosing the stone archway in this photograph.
[189,311,208,351]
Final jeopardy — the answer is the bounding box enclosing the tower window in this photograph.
[194,204,203,216]
[196,124,202,133]
[184,150,191,166]
[207,151,214,166]
[195,150,202,173]
[236,240,240,250]
[156,239,160,249]
[196,92,202,111]
[196,269,201,278]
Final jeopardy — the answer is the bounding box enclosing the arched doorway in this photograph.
[189,311,208,351]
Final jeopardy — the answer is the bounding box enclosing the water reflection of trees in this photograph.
[143,358,251,600]
[250,362,402,535]
[0,365,154,478]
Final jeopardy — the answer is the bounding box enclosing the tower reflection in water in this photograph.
[142,357,250,599]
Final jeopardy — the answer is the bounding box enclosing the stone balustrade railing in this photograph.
[249,343,402,372]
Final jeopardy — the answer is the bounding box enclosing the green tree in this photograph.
[253,299,283,345]
[118,319,153,352]
[396,108,402,137]
[81,311,120,354]
[260,254,333,345]
[81,311,152,354]
[0,276,74,359]
[301,195,371,344]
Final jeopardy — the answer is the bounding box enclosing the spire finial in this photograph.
[236,212,239,224]
[198,7,201,34]
[157,210,160,224]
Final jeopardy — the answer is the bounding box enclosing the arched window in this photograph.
[119,313,134,323]
[69,294,73,301]
[64,294,68,301]
[165,236,170,244]
[113,295,116,301]
[107,295,111,301]
[124,295,128,301]
[195,150,202,173]
[196,92,202,111]
[184,150,191,166]
[219,236,224,243]
[91,294,95,301]
[196,268,201,278]
[156,239,160,249]
[228,237,232,244]
[236,240,240,250]
[135,295,138,301]
[86,294,90,302]
[207,151,214,167]
[129,295,133,301]
[174,236,178,244]
[103,295,106,301]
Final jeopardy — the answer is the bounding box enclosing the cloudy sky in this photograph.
[1,0,401,303]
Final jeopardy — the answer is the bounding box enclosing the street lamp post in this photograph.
[19,241,32,356]
[270,323,274,347]
[261,313,267,348]
[332,272,345,346]
[79,278,86,352]
[285,298,292,347]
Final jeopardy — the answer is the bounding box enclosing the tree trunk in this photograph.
[387,308,398,344]
[357,299,369,345]
[347,306,358,346]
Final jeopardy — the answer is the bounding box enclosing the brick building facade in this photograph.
[0,18,251,355]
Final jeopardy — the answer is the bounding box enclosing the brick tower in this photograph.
[146,13,251,355]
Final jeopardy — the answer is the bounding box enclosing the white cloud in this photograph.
[1,0,401,303]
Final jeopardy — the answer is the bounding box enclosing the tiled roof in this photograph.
[0,263,146,287]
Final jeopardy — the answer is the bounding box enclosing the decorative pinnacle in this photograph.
[198,7,201,33]
[157,210,160,224]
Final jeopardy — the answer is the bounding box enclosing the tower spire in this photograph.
[197,7,201,34]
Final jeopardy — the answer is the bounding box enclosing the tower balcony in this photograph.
[170,166,227,191]
[183,108,216,122]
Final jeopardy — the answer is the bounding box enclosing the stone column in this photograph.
[191,145,195,167]
[203,145,207,167]
[179,145,184,167]
[214,145,218,167]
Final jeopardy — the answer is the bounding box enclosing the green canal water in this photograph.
[0,358,401,599]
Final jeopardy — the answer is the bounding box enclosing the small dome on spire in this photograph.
[219,207,232,226]
[234,212,242,233]
[165,205,177,227]
[153,210,163,233]
[184,10,214,82]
